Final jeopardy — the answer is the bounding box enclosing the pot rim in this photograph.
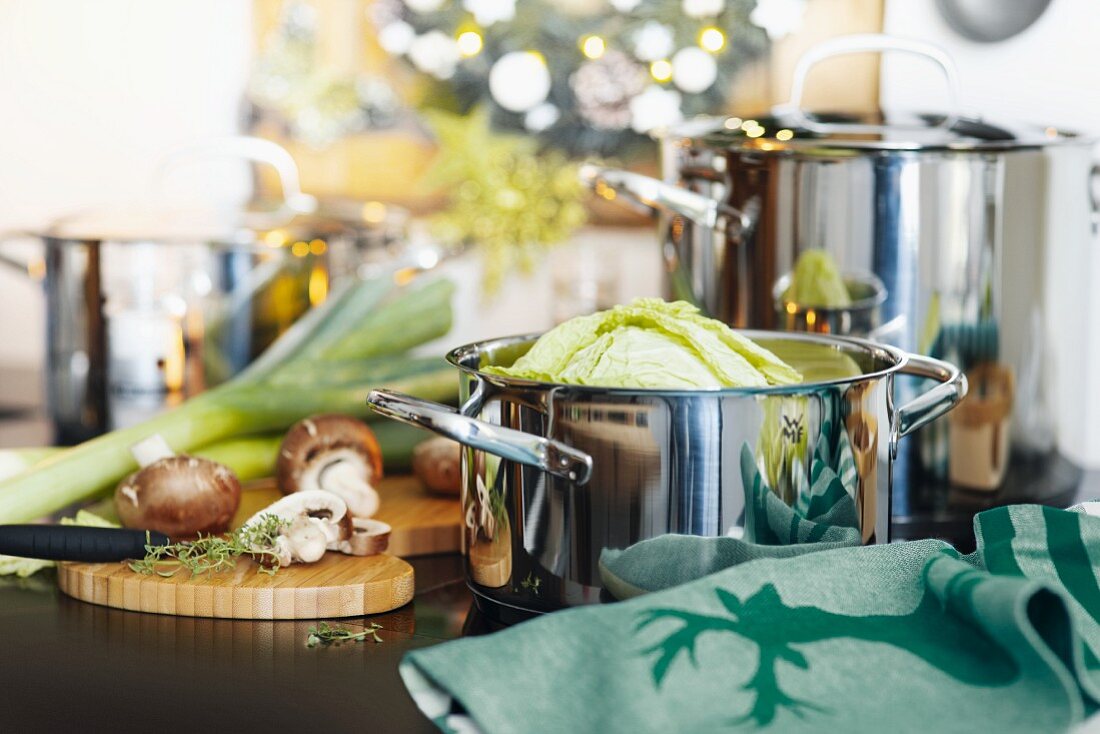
[771,270,888,315]
[446,329,910,397]
[29,200,409,250]
[662,114,1098,154]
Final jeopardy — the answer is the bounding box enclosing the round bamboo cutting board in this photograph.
[57,552,414,620]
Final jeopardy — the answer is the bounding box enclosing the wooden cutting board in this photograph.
[58,552,415,620]
[57,473,459,619]
[231,474,462,557]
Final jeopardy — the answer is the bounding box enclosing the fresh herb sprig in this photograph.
[129,514,287,578]
[307,621,384,648]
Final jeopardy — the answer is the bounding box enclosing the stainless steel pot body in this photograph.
[585,35,1097,498]
[367,331,965,617]
[29,231,395,443]
[0,137,413,443]
[645,137,1093,497]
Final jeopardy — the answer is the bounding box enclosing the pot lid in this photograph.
[41,136,407,246]
[42,197,406,248]
[673,110,1091,153]
[44,202,295,244]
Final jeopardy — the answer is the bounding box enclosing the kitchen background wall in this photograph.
[0,0,253,366]
[0,0,881,369]
[1,0,1096,461]
[879,0,1100,471]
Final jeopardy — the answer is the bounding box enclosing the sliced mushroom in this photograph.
[115,434,241,539]
[243,489,390,563]
[412,437,462,495]
[277,415,383,519]
[334,518,392,556]
[242,490,352,566]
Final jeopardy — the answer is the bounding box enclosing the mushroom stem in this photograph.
[130,434,176,468]
[319,460,380,518]
[286,519,329,564]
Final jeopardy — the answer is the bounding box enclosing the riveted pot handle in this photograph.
[579,164,733,230]
[366,389,593,485]
[895,354,968,439]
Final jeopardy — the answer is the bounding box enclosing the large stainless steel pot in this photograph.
[583,34,1098,502]
[367,331,966,618]
[0,137,417,443]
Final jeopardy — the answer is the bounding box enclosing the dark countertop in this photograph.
[1,364,1097,730]
[0,555,473,732]
[0,365,470,732]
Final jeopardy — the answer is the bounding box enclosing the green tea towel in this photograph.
[599,441,862,600]
[401,504,1100,733]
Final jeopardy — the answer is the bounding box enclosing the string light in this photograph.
[650,59,673,82]
[699,27,725,53]
[746,126,765,138]
[581,35,606,59]
[263,229,288,248]
[361,201,387,223]
[457,30,483,57]
[775,129,794,141]
[308,265,328,306]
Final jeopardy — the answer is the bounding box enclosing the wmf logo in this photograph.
[781,414,804,443]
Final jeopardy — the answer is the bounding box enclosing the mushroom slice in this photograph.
[277,415,383,519]
[334,518,392,557]
[114,433,241,539]
[242,490,352,566]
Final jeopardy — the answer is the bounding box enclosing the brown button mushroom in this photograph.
[276,415,383,519]
[412,437,462,496]
[115,434,241,539]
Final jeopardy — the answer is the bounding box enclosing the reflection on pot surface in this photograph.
[367,331,965,618]
[772,272,888,339]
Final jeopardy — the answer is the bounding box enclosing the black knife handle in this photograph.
[0,525,170,562]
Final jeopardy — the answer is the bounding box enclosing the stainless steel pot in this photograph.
[0,137,418,443]
[772,271,887,337]
[367,331,965,618]
[583,34,1098,499]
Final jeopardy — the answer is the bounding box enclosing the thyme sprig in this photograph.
[129,514,288,578]
[307,621,384,648]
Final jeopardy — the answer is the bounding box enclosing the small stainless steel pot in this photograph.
[772,271,887,337]
[367,331,966,619]
[0,137,417,443]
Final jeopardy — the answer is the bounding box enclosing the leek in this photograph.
[0,276,457,523]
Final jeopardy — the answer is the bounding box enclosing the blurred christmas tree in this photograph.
[425,108,587,290]
[371,0,806,157]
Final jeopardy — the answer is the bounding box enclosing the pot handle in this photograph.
[775,34,962,135]
[0,231,37,276]
[366,389,594,485]
[152,136,318,225]
[579,164,733,230]
[895,353,968,440]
